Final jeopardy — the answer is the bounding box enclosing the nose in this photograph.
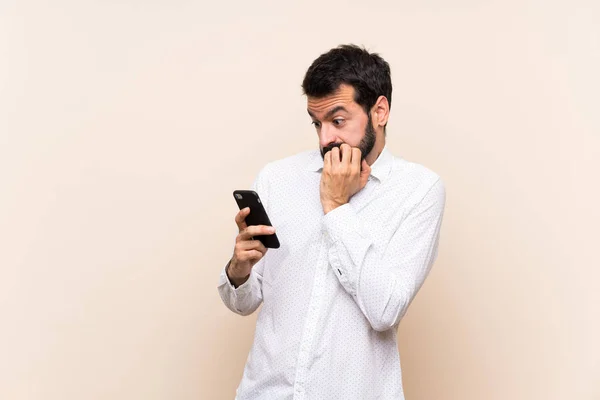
[319,124,337,148]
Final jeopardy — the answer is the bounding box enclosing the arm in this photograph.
[217,164,272,316]
[323,178,446,331]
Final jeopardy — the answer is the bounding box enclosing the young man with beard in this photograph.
[218,44,446,400]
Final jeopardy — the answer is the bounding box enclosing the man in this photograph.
[218,44,446,399]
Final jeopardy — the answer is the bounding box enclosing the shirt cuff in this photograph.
[323,203,363,244]
[322,203,373,297]
[218,262,254,295]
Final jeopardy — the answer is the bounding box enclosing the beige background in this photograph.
[1,0,599,399]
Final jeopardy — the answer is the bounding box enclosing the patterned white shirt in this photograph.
[218,145,446,399]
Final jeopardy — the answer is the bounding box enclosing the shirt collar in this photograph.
[306,145,394,183]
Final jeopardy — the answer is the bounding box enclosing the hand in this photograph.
[227,207,276,287]
[320,143,371,214]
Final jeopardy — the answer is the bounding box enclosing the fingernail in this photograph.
[268,227,275,233]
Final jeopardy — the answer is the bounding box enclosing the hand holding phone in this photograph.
[233,190,280,249]
[227,190,279,287]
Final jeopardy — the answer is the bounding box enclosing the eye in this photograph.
[332,118,345,126]
[311,121,321,129]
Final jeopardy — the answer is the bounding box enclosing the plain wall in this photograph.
[1,1,599,399]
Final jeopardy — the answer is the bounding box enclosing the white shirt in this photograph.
[218,145,446,400]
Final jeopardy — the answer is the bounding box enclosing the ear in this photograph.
[371,96,390,128]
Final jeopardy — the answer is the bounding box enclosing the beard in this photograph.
[320,113,376,162]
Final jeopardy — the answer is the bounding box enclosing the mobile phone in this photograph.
[233,190,280,249]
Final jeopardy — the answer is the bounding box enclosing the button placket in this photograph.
[293,234,328,396]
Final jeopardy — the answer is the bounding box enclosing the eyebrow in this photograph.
[307,105,349,120]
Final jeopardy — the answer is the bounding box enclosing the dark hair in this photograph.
[302,44,392,116]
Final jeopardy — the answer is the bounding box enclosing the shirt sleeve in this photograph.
[217,163,271,316]
[322,177,446,331]
[217,259,265,316]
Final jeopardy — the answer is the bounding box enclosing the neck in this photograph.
[365,138,385,166]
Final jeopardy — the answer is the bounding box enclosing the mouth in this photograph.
[320,142,344,159]
[321,143,366,165]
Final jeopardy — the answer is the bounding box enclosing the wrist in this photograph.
[226,259,250,288]
[322,199,346,214]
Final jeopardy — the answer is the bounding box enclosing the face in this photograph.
[307,84,377,161]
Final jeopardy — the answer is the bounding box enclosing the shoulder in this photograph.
[269,149,318,169]
[388,153,445,204]
[259,149,320,178]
